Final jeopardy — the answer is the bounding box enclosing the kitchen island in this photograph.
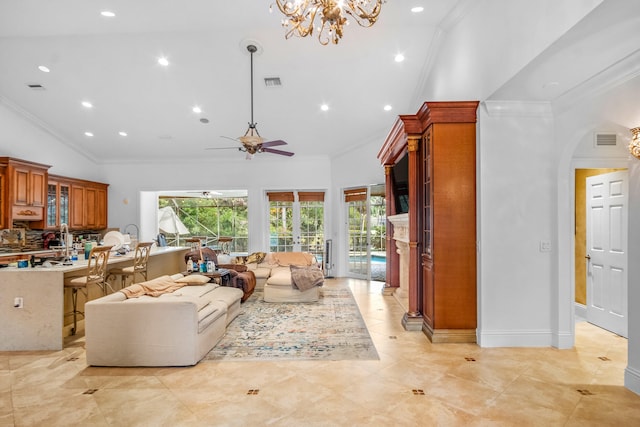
[0,246,189,351]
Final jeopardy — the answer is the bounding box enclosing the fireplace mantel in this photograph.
[387,213,409,310]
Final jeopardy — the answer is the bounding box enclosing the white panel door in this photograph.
[586,171,628,337]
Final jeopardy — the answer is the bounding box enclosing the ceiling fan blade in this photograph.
[262,147,295,157]
[261,139,287,148]
[221,135,240,142]
[204,147,240,151]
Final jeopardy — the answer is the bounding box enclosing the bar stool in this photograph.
[185,237,202,252]
[217,236,232,254]
[64,245,113,335]
[107,241,153,289]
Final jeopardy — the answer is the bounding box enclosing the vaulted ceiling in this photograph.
[1,1,639,165]
[0,1,459,164]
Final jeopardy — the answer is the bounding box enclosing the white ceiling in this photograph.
[0,0,458,164]
[2,1,639,166]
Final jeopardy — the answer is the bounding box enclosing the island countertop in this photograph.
[0,246,190,351]
[0,246,188,273]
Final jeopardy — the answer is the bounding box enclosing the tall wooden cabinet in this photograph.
[421,115,477,343]
[378,101,478,343]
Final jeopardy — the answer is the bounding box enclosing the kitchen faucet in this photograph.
[60,223,73,265]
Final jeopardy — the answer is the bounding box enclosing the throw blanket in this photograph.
[290,265,324,291]
[120,275,186,298]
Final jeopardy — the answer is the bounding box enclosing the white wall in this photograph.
[0,100,107,181]
[626,160,640,394]
[476,102,556,346]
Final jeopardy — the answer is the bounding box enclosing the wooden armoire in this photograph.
[378,101,478,343]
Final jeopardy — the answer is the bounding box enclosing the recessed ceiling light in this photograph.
[158,57,169,67]
[320,104,329,111]
[394,53,405,63]
[119,131,128,137]
[81,101,93,108]
[84,131,94,137]
[38,65,50,73]
[100,11,116,17]
[384,105,393,111]
[192,106,202,114]
[411,6,424,13]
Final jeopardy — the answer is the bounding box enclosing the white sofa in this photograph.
[85,273,243,367]
[238,252,324,303]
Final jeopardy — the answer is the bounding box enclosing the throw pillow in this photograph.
[246,251,266,264]
[175,274,211,285]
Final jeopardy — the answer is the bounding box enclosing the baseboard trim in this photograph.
[423,323,477,343]
[575,302,587,320]
[402,313,423,331]
[625,366,640,396]
[477,329,552,347]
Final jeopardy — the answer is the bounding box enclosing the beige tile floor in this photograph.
[1,278,639,426]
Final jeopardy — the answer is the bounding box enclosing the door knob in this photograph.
[585,254,591,260]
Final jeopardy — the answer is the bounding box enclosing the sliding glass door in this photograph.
[345,185,386,281]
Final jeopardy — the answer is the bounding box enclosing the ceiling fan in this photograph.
[207,44,294,159]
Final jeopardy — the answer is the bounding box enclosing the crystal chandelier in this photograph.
[630,127,640,160]
[271,0,383,45]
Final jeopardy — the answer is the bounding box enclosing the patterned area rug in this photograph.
[204,281,379,361]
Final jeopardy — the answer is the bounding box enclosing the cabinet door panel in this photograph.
[422,256,434,328]
[70,186,85,228]
[46,183,57,227]
[0,172,5,228]
[13,169,29,205]
[96,188,107,229]
[30,170,46,206]
[85,187,98,228]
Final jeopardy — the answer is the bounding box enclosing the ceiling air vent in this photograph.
[27,83,45,90]
[264,77,281,87]
[594,133,617,147]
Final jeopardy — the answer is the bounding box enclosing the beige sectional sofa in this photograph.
[85,273,243,367]
[237,252,324,303]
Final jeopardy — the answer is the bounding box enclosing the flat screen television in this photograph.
[392,153,409,214]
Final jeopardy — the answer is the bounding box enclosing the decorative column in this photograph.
[388,213,409,308]
[382,165,399,296]
[405,135,423,331]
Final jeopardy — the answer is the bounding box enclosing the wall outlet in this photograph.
[539,240,552,252]
[14,297,23,308]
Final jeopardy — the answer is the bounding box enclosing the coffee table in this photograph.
[184,268,231,286]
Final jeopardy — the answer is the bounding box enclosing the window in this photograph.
[268,191,324,261]
[158,190,248,252]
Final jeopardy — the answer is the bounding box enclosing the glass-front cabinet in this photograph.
[41,176,71,229]
[49,181,70,227]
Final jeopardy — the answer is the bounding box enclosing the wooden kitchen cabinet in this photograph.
[0,167,5,229]
[0,157,50,225]
[70,179,108,230]
[33,175,71,229]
